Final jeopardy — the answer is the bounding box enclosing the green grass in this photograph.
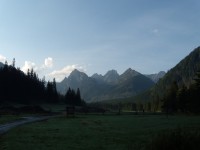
[146,127,200,150]
[40,104,66,113]
[0,115,23,125]
[1,115,200,150]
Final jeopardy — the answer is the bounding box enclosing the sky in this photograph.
[0,0,200,81]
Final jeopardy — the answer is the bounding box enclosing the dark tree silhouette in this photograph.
[12,58,15,68]
[65,87,85,106]
[160,71,200,114]
[0,60,60,104]
[162,81,178,114]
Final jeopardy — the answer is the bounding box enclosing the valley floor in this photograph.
[0,114,200,150]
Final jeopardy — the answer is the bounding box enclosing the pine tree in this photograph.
[12,58,15,68]
[65,88,71,105]
[30,68,34,79]
[177,85,188,112]
[162,81,178,113]
[189,71,200,113]
[52,78,58,102]
[3,60,8,71]
[194,71,200,88]
[27,69,30,77]
[65,87,84,106]
[76,88,81,105]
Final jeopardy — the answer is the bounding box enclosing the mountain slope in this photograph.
[91,70,119,84]
[103,70,119,84]
[145,71,166,83]
[57,68,155,102]
[108,68,154,97]
[142,46,200,102]
[56,69,102,101]
[91,73,104,83]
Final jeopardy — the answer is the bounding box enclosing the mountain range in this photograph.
[0,58,166,103]
[147,46,200,101]
[57,46,200,103]
[1,46,199,106]
[57,68,164,102]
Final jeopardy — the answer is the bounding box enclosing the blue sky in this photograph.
[0,0,200,81]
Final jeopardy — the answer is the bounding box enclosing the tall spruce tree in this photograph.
[65,87,84,106]
[162,81,178,113]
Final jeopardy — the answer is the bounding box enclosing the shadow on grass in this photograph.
[145,127,200,150]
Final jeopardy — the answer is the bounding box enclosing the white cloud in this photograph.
[0,54,6,63]
[21,57,53,73]
[44,57,53,68]
[21,58,86,82]
[49,64,86,81]
[21,61,38,73]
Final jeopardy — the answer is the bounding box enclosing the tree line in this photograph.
[0,59,85,106]
[131,71,200,114]
[161,71,200,114]
[91,71,200,114]
[64,88,85,106]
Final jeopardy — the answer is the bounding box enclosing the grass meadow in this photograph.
[0,115,23,125]
[0,114,200,150]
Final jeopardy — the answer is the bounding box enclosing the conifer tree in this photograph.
[12,58,15,68]
[162,81,178,113]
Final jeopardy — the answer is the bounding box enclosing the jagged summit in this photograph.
[120,68,140,80]
[103,69,119,83]
[70,69,84,75]
[57,68,155,101]
[91,73,103,79]
[68,69,88,82]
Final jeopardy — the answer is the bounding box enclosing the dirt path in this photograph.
[0,116,55,134]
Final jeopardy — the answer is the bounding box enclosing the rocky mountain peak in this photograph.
[57,67,155,101]
[68,69,88,82]
[121,68,140,78]
[91,73,103,79]
[103,69,119,83]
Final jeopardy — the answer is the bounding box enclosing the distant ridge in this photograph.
[145,71,166,83]
[57,68,155,102]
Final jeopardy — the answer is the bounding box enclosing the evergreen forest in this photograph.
[0,59,84,106]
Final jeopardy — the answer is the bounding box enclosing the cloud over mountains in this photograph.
[0,54,85,81]
[21,57,54,74]
[44,57,53,68]
[49,64,86,81]
[0,54,6,63]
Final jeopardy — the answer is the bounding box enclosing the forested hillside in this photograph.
[150,47,200,99]
[0,61,59,104]
[140,47,200,113]
[0,59,86,106]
